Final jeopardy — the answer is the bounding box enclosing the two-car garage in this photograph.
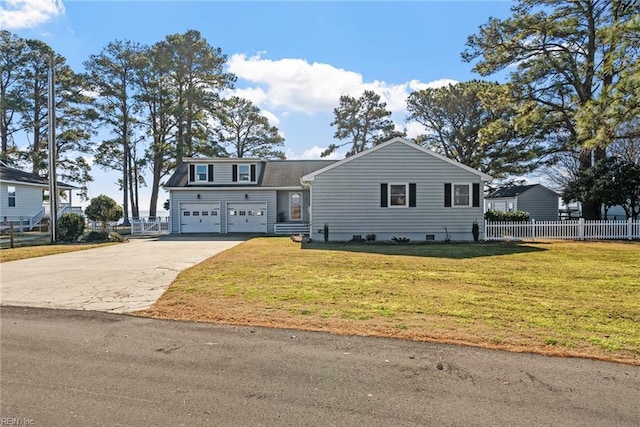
[179,202,267,233]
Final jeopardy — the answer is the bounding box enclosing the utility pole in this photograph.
[48,53,57,243]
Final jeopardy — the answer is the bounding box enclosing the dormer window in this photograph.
[232,164,256,183]
[238,165,250,182]
[188,164,214,183]
[195,165,207,182]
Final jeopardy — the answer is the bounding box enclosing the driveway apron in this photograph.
[0,236,245,313]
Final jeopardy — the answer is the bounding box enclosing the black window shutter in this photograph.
[472,183,480,207]
[189,164,195,183]
[250,164,256,181]
[444,183,452,207]
[232,165,238,182]
[380,183,388,207]
[207,165,214,182]
[409,183,417,207]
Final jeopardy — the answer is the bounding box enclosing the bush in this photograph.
[83,231,126,243]
[472,221,479,242]
[84,231,109,242]
[57,213,85,242]
[85,195,123,231]
[484,210,530,222]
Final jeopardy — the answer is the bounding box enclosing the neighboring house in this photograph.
[0,162,78,228]
[486,184,560,221]
[165,137,493,241]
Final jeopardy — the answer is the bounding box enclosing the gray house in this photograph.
[164,137,493,241]
[486,184,560,221]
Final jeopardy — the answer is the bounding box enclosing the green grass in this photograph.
[138,237,638,364]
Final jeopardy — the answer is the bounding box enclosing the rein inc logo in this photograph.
[0,418,34,426]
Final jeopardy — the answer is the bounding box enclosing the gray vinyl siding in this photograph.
[276,190,310,222]
[516,187,559,221]
[310,142,486,242]
[0,183,44,219]
[187,162,263,185]
[169,189,277,233]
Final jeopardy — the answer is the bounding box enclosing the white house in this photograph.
[0,161,78,229]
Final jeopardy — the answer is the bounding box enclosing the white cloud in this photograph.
[405,121,427,139]
[227,53,457,115]
[286,146,343,160]
[259,109,279,126]
[0,0,65,30]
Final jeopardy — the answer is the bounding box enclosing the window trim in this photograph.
[388,182,409,208]
[8,185,16,207]
[452,183,472,208]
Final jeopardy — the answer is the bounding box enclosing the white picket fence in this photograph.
[485,218,640,241]
[130,217,170,235]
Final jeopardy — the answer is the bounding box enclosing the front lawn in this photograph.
[0,242,117,263]
[138,238,640,365]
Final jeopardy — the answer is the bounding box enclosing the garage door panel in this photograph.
[227,202,267,233]
[180,203,220,233]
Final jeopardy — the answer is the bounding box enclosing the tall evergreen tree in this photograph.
[214,96,285,159]
[85,40,145,222]
[463,0,640,219]
[156,30,235,165]
[406,81,546,180]
[0,30,28,163]
[324,90,402,157]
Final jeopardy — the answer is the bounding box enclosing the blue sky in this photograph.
[2,0,514,215]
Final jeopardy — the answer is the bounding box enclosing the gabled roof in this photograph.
[0,164,76,189]
[301,137,494,182]
[486,184,559,199]
[163,159,337,188]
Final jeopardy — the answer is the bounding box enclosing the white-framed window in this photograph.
[389,183,408,207]
[195,165,207,182]
[453,183,471,207]
[238,164,250,182]
[289,192,302,220]
[8,186,15,207]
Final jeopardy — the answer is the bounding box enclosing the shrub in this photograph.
[84,231,109,242]
[484,209,530,222]
[472,221,479,242]
[392,236,411,244]
[85,195,123,231]
[83,231,126,243]
[57,213,85,242]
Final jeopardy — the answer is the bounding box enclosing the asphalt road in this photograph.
[1,307,639,427]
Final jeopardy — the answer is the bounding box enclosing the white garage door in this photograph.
[180,203,220,233]
[227,202,267,233]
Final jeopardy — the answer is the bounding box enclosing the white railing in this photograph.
[274,223,310,235]
[485,218,640,241]
[130,217,170,235]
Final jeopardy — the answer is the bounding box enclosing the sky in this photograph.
[1,0,515,216]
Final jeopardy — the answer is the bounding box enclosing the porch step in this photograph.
[273,223,310,235]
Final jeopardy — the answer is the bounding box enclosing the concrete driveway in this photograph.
[0,235,246,313]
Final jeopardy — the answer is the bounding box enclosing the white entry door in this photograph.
[227,202,267,233]
[180,203,221,233]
